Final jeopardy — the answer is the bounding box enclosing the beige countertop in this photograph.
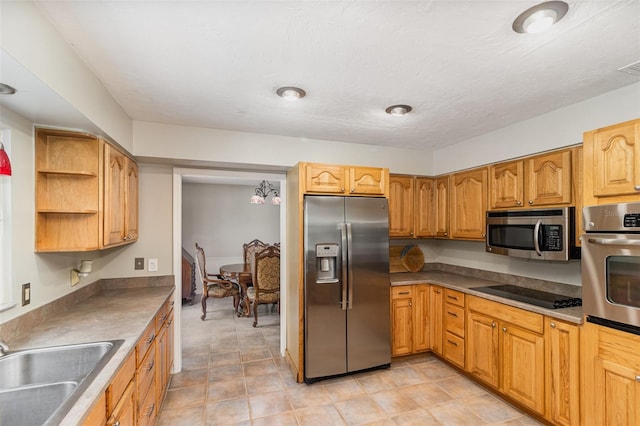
[10,285,175,426]
[391,270,583,324]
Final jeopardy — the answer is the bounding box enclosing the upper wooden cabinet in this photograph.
[35,128,138,252]
[389,175,414,237]
[450,167,487,240]
[489,149,573,209]
[303,163,388,196]
[389,175,448,239]
[583,118,640,206]
[104,142,139,248]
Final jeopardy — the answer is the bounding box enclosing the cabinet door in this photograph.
[107,380,135,426]
[489,160,524,209]
[348,167,386,195]
[525,150,572,206]
[83,392,107,426]
[450,168,487,240]
[593,358,640,425]
[305,163,347,194]
[415,177,437,237]
[466,311,499,388]
[155,322,168,414]
[391,287,413,356]
[413,285,430,352]
[435,176,449,238]
[125,159,138,241]
[429,286,443,355]
[502,324,545,414]
[588,120,640,202]
[545,318,580,426]
[104,143,126,246]
[389,175,414,237]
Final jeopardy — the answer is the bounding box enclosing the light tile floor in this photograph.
[157,295,542,425]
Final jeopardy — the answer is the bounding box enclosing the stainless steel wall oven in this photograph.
[582,202,640,334]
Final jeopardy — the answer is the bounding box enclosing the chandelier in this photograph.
[250,180,280,205]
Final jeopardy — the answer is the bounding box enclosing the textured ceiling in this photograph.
[28,1,640,150]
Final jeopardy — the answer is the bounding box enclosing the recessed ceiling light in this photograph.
[276,86,306,100]
[385,105,412,116]
[512,1,568,34]
[0,83,16,95]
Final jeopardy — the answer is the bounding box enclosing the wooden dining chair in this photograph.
[243,239,269,266]
[195,243,240,320]
[246,245,280,327]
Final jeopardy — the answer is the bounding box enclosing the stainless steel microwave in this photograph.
[485,207,580,261]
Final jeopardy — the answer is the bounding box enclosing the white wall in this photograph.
[133,121,434,175]
[182,182,280,273]
[433,82,640,174]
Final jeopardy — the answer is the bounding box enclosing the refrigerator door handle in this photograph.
[340,223,348,310]
[346,223,354,309]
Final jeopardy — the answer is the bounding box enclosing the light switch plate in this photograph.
[22,283,31,306]
[148,258,158,272]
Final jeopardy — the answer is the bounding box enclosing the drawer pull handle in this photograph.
[160,314,168,322]
[447,295,458,300]
[398,291,410,295]
[146,360,155,372]
[145,404,155,417]
[447,339,458,346]
[447,311,458,317]
[146,334,155,344]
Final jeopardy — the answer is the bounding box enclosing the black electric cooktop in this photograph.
[473,284,582,309]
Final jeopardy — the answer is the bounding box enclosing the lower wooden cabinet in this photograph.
[466,296,545,415]
[429,285,443,355]
[390,285,429,356]
[442,289,465,369]
[83,392,107,426]
[582,321,640,425]
[108,380,136,426]
[545,318,580,426]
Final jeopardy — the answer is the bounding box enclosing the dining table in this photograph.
[219,263,252,316]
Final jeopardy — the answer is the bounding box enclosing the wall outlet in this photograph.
[148,258,158,272]
[22,283,31,306]
[135,257,144,270]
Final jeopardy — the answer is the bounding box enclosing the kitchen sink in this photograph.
[0,381,78,426]
[0,339,123,425]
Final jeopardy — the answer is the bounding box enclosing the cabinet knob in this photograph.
[550,322,556,328]
[635,185,640,191]
[115,422,121,426]
[350,188,355,193]
[409,302,412,306]
[516,201,522,206]
[444,232,448,236]
[528,200,534,205]
[492,322,496,328]
[636,375,640,382]
[341,187,345,192]
[502,327,507,332]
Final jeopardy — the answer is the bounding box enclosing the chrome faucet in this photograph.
[0,340,9,356]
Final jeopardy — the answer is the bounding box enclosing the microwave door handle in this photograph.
[533,219,543,256]
[587,238,640,246]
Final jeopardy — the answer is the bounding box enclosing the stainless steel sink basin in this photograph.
[0,381,78,426]
[0,339,123,425]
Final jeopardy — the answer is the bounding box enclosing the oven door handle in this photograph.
[587,237,640,246]
[533,219,542,256]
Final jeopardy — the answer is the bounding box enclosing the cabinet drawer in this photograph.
[137,342,156,405]
[444,332,465,369]
[106,350,135,415]
[468,295,543,334]
[137,376,157,426]
[391,286,413,299]
[155,302,169,333]
[444,304,465,337]
[136,321,156,366]
[444,289,465,307]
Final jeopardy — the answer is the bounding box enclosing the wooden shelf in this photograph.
[37,209,98,214]
[38,169,98,177]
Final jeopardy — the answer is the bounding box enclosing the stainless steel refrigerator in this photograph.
[304,195,390,383]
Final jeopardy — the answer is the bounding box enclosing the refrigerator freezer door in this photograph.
[345,197,391,372]
[304,196,347,379]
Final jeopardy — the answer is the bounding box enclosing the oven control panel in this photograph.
[624,213,640,228]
